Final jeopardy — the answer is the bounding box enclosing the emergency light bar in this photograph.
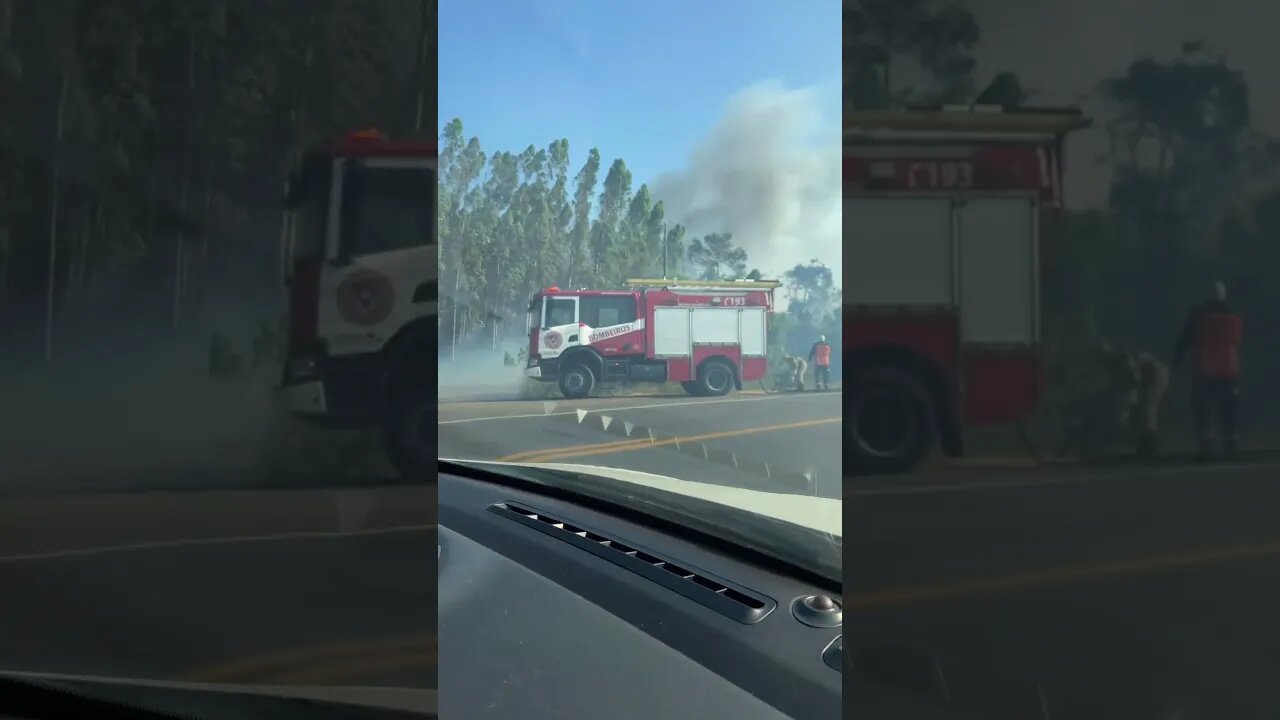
[624,278,781,290]
[347,127,387,142]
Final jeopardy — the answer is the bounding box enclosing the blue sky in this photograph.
[439,0,841,188]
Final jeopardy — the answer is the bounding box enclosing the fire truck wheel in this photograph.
[847,368,936,475]
[696,360,735,397]
[559,363,596,399]
[681,381,703,396]
[383,379,432,480]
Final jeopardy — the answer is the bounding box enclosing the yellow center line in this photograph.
[499,417,842,464]
[850,538,1280,612]
[182,634,436,683]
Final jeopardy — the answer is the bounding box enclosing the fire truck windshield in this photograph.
[544,297,576,328]
[339,162,435,257]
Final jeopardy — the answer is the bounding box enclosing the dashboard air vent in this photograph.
[490,502,776,624]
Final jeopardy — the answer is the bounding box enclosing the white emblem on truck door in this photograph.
[337,269,396,326]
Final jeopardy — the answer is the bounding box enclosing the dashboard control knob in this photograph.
[792,594,842,627]
[809,595,836,611]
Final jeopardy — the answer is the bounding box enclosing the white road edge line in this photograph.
[0,524,437,564]
[438,391,838,425]
[851,461,1280,497]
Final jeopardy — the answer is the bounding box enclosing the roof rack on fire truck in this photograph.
[623,278,782,291]
[846,104,1091,141]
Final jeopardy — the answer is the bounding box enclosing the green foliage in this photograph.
[687,233,748,280]
[435,121,829,366]
[1043,45,1280,427]
[845,0,981,109]
[439,119,751,351]
[974,71,1029,109]
[0,0,432,331]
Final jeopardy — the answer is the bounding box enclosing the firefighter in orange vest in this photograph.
[1173,281,1243,460]
[808,335,832,391]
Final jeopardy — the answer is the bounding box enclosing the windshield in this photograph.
[340,163,436,257]
[438,0,843,581]
[543,297,575,328]
[0,0,436,709]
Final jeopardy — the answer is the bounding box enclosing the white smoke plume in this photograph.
[651,82,842,291]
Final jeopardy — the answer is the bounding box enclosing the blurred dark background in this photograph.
[847,0,1280,447]
[0,0,434,486]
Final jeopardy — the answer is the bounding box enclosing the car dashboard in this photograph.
[437,463,843,719]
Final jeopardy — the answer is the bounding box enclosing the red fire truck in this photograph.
[274,128,436,479]
[525,278,780,399]
[844,105,1090,475]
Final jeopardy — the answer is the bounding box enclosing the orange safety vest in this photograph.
[813,343,831,367]
[1194,312,1242,379]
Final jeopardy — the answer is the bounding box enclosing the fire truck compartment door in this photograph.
[653,307,691,356]
[957,197,1037,345]
[691,308,741,345]
[738,308,767,356]
[845,196,953,307]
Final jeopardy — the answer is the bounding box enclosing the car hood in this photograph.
[454,459,842,538]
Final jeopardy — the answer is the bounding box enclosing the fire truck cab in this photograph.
[274,128,436,479]
[525,278,779,399]
[844,106,1090,475]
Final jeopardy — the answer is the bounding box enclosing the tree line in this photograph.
[0,0,435,366]
[437,118,842,362]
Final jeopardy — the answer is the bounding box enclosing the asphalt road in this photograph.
[0,485,436,693]
[846,457,1280,719]
[438,389,844,499]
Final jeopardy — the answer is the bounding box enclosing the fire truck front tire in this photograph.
[558,363,596,399]
[383,379,433,480]
[695,359,735,397]
[847,368,936,476]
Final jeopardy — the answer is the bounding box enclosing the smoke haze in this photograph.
[0,287,393,491]
[651,82,842,290]
[960,0,1280,208]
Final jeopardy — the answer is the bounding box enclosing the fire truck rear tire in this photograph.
[847,368,936,476]
[681,381,703,396]
[695,360,735,397]
[559,363,596,399]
